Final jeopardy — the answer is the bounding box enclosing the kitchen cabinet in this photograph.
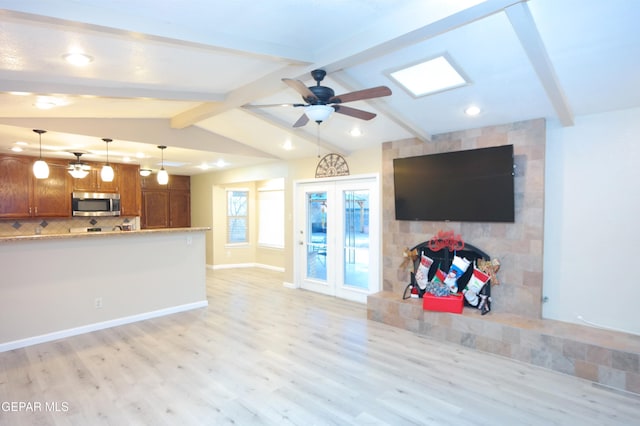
[32,159,71,217]
[119,164,141,217]
[141,190,170,228]
[0,155,32,218]
[0,154,70,218]
[141,174,190,229]
[169,190,191,228]
[71,164,119,193]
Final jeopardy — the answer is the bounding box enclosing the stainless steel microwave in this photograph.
[72,192,121,217]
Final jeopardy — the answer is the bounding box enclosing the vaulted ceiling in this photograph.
[0,0,638,175]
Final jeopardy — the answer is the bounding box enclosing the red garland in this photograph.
[427,230,464,252]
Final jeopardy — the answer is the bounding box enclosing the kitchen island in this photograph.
[0,227,209,351]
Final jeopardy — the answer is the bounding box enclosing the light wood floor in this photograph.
[2,268,639,425]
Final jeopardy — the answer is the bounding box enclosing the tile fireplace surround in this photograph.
[369,119,640,395]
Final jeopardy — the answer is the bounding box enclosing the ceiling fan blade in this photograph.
[333,105,377,121]
[329,86,392,104]
[242,103,305,109]
[282,78,317,102]
[292,114,309,128]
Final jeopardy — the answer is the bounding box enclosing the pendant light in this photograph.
[157,145,169,185]
[100,138,114,182]
[68,152,91,179]
[32,129,49,179]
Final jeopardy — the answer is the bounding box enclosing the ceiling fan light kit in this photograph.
[68,152,91,179]
[304,104,334,123]
[279,69,392,127]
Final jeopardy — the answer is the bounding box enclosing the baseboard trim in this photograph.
[210,263,285,272]
[0,300,209,353]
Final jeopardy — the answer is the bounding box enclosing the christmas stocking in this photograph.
[414,254,434,292]
[463,265,491,307]
[428,267,449,297]
[444,255,471,294]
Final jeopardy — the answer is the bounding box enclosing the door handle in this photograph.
[298,241,304,245]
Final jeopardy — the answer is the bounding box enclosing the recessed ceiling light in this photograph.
[215,159,227,168]
[34,96,67,110]
[63,52,93,66]
[349,128,362,137]
[11,146,23,152]
[197,163,210,170]
[390,55,468,97]
[465,105,481,116]
[281,140,293,151]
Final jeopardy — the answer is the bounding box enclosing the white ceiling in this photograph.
[0,0,638,175]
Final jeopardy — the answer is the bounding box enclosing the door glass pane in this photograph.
[306,192,327,281]
[343,189,369,289]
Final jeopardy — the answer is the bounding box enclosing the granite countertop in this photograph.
[0,227,210,243]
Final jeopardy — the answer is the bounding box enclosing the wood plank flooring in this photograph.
[1,267,639,425]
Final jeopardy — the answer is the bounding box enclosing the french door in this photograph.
[294,176,379,303]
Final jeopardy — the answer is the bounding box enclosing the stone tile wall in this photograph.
[382,118,545,318]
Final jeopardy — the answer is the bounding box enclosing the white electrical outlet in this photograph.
[95,297,103,309]
[186,235,193,246]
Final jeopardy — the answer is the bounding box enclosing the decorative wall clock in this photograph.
[315,153,350,178]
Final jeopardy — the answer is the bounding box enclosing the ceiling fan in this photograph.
[250,69,392,127]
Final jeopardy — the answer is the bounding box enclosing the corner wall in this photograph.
[382,119,545,318]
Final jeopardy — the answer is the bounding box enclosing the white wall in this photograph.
[0,229,208,350]
[544,107,640,335]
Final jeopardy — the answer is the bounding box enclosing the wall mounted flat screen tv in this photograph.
[393,145,515,222]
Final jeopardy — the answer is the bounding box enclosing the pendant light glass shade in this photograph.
[101,138,114,182]
[32,129,49,179]
[157,145,169,185]
[157,169,169,185]
[101,164,114,182]
[33,160,49,179]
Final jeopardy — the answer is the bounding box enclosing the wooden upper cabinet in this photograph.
[0,155,71,218]
[169,175,190,191]
[32,159,71,217]
[141,173,190,191]
[140,174,165,190]
[71,164,119,193]
[119,164,141,217]
[0,155,33,218]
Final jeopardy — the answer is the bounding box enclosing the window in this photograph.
[258,189,284,248]
[227,190,248,244]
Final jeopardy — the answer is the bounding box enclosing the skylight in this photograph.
[390,55,468,97]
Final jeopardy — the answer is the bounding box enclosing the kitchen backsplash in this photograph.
[0,216,140,237]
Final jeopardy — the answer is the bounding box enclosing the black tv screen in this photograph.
[393,145,515,222]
